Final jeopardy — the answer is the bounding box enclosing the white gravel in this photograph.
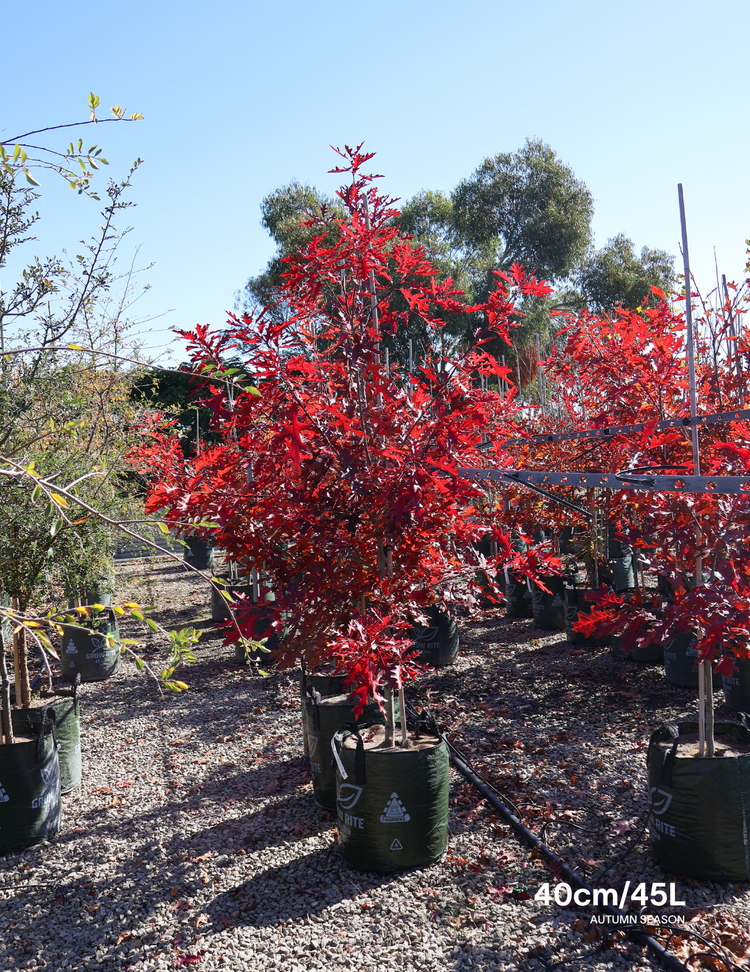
[0,559,748,972]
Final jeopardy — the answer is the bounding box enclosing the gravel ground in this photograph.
[1,558,749,971]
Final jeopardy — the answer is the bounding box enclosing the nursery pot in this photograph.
[232,605,278,663]
[475,569,504,609]
[11,686,81,794]
[83,567,115,608]
[411,605,459,667]
[611,631,663,663]
[721,655,750,712]
[305,690,385,811]
[0,707,61,855]
[564,586,610,647]
[647,720,750,881]
[504,569,533,619]
[663,632,722,688]
[610,553,635,593]
[184,537,214,571]
[333,723,450,873]
[531,576,566,631]
[298,668,348,762]
[60,612,120,682]
[211,580,272,623]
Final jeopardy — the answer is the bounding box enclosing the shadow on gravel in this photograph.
[204,844,393,930]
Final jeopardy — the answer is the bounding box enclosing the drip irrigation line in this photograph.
[501,406,750,447]
[405,702,690,972]
[446,745,690,972]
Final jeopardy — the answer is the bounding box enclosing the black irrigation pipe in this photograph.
[436,735,691,972]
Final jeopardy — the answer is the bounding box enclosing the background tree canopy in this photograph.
[238,140,675,393]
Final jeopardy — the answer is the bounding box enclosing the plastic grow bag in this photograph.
[647,720,750,881]
[305,691,385,810]
[333,724,449,873]
[504,570,533,618]
[531,576,565,631]
[722,656,750,712]
[11,687,81,794]
[0,707,61,854]
[411,605,459,667]
[663,632,721,688]
[60,616,120,682]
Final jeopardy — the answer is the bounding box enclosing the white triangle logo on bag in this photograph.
[65,640,78,654]
[40,767,54,786]
[0,783,8,803]
[390,839,403,851]
[380,792,410,823]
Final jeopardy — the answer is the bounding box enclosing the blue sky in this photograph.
[3,0,748,362]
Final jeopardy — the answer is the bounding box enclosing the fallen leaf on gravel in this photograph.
[192,852,213,862]
[171,739,185,746]
[192,914,208,930]
[487,886,532,901]
[94,787,113,795]
[169,887,180,897]
[116,932,132,946]
[115,780,134,788]
[175,956,202,967]
[218,915,234,927]
[72,826,87,834]
[613,820,634,835]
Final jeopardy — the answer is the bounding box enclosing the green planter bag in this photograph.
[647,721,750,881]
[0,707,61,855]
[333,722,449,873]
[305,689,385,810]
[722,656,750,712]
[531,576,565,631]
[504,570,533,618]
[11,686,81,794]
[60,613,120,682]
[564,586,609,647]
[664,632,721,688]
[298,668,348,762]
[411,605,459,667]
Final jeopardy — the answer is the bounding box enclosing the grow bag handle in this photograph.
[646,723,680,787]
[332,723,366,786]
[72,672,81,718]
[412,708,441,741]
[305,684,322,732]
[36,706,58,764]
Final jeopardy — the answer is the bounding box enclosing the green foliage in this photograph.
[575,233,676,312]
[236,181,345,319]
[451,138,594,291]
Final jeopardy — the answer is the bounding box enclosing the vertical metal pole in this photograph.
[536,335,544,413]
[678,184,711,756]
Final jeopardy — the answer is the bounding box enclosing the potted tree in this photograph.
[133,146,552,869]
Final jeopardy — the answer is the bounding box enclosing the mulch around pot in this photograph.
[1,558,749,972]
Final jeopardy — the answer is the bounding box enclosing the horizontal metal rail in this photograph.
[459,467,750,495]
[502,406,750,447]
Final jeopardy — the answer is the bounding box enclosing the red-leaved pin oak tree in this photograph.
[133,146,552,743]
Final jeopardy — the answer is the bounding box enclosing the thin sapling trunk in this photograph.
[0,623,14,744]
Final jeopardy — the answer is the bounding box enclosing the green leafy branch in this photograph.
[0,93,143,197]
